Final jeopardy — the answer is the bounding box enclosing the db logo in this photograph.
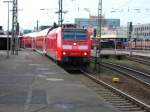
[72,46,78,49]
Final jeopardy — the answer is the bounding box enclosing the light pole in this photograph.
[3,0,13,58]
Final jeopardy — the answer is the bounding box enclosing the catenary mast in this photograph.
[11,0,19,55]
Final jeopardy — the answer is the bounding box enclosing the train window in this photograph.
[63,32,75,40]
[63,31,87,41]
[75,32,87,41]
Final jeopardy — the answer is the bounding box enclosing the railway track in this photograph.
[101,61,150,87]
[126,56,150,66]
[80,70,150,112]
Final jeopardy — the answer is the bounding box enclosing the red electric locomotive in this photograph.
[22,24,91,66]
[45,25,91,66]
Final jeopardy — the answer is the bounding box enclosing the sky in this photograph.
[0,0,150,30]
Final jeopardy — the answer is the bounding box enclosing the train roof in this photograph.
[37,28,51,37]
[63,28,87,31]
[23,32,38,38]
[23,28,51,38]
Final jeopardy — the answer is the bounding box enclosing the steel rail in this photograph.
[80,70,150,112]
[101,61,150,87]
[126,56,150,66]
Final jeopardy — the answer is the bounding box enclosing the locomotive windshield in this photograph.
[63,31,87,41]
[75,32,86,41]
[63,32,74,40]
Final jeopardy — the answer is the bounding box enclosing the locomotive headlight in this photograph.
[63,52,66,55]
[74,43,77,45]
[83,52,87,56]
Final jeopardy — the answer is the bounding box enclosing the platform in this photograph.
[117,49,150,57]
[91,49,150,57]
[0,49,118,112]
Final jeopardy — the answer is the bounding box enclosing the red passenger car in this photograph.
[22,32,38,48]
[34,28,51,53]
[45,26,91,65]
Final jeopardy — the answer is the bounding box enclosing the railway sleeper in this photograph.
[100,94,120,97]
[98,93,119,97]
[98,93,117,96]
[92,88,102,91]
[96,91,114,94]
[125,111,147,112]
[112,102,133,106]
[85,85,99,88]
[95,89,111,91]
[105,98,126,102]
[103,97,123,100]
[91,87,107,90]
[101,96,121,98]
[101,94,121,97]
[94,89,110,92]
[109,100,129,103]
[118,107,142,111]
[105,98,126,101]
[114,105,139,108]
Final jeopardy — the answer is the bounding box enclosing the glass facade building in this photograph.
[75,18,120,28]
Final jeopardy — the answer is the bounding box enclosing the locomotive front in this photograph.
[61,28,91,65]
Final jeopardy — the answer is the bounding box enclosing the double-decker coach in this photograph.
[45,25,91,65]
[34,28,51,53]
[22,32,36,48]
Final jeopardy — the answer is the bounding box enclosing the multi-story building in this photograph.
[75,16,120,29]
[128,23,150,49]
[133,23,150,41]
